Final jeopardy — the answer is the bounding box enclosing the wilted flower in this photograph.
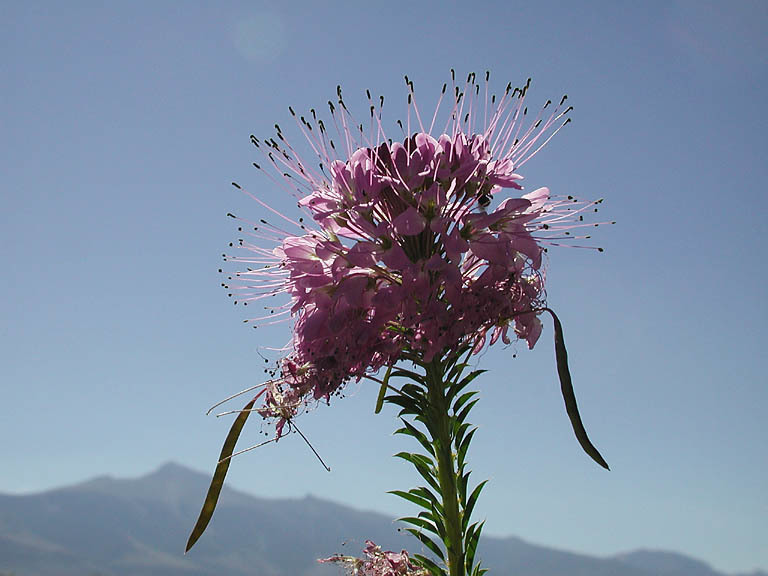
[319,541,429,576]
[224,72,606,433]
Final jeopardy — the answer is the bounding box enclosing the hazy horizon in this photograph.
[0,459,759,576]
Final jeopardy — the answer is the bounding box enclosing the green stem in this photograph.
[425,359,465,576]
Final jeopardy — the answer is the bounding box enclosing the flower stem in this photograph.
[425,359,465,576]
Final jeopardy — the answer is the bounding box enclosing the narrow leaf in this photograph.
[425,506,447,538]
[457,427,478,469]
[413,553,445,576]
[453,390,479,414]
[446,361,470,383]
[185,397,256,552]
[394,451,435,469]
[406,528,446,560]
[394,452,441,492]
[547,308,610,470]
[401,383,428,401]
[374,364,393,414]
[458,470,471,505]
[395,419,434,455]
[456,398,479,427]
[388,489,433,511]
[384,394,419,413]
[446,369,486,405]
[454,421,472,447]
[413,486,444,515]
[463,480,488,533]
[400,516,440,537]
[456,369,485,391]
[465,520,485,573]
[390,368,427,384]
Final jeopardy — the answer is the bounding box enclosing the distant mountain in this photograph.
[0,463,763,576]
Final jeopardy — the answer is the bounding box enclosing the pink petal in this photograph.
[522,186,550,211]
[393,206,427,235]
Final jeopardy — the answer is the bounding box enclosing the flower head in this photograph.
[319,541,428,576]
[224,72,606,432]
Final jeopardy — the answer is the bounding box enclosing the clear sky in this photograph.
[2,1,766,573]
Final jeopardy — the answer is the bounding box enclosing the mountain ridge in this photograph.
[0,462,763,576]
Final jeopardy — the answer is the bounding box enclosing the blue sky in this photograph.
[1,1,766,573]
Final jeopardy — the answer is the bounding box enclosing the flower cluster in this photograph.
[319,541,428,576]
[224,73,604,432]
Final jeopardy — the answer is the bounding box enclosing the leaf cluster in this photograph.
[384,351,489,576]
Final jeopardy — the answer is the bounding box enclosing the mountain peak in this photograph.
[0,468,760,576]
[143,461,202,481]
[617,549,719,576]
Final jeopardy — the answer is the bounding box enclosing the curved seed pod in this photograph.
[545,308,609,470]
[186,397,256,553]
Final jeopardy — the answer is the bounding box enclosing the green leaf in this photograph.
[394,452,441,492]
[185,397,256,552]
[401,382,428,401]
[458,470,471,505]
[412,486,444,515]
[422,508,447,539]
[394,451,435,469]
[395,419,435,456]
[443,344,472,377]
[374,364,393,414]
[456,369,486,392]
[452,390,479,414]
[412,553,446,576]
[446,369,485,405]
[457,427,478,469]
[400,515,441,538]
[384,394,420,414]
[417,412,442,443]
[454,421,472,447]
[455,398,479,427]
[388,489,433,511]
[446,361,470,384]
[464,520,485,573]
[405,528,445,560]
[390,368,427,385]
[547,309,610,470]
[462,480,488,533]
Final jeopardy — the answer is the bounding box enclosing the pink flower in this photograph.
[319,541,428,576]
[224,72,607,432]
